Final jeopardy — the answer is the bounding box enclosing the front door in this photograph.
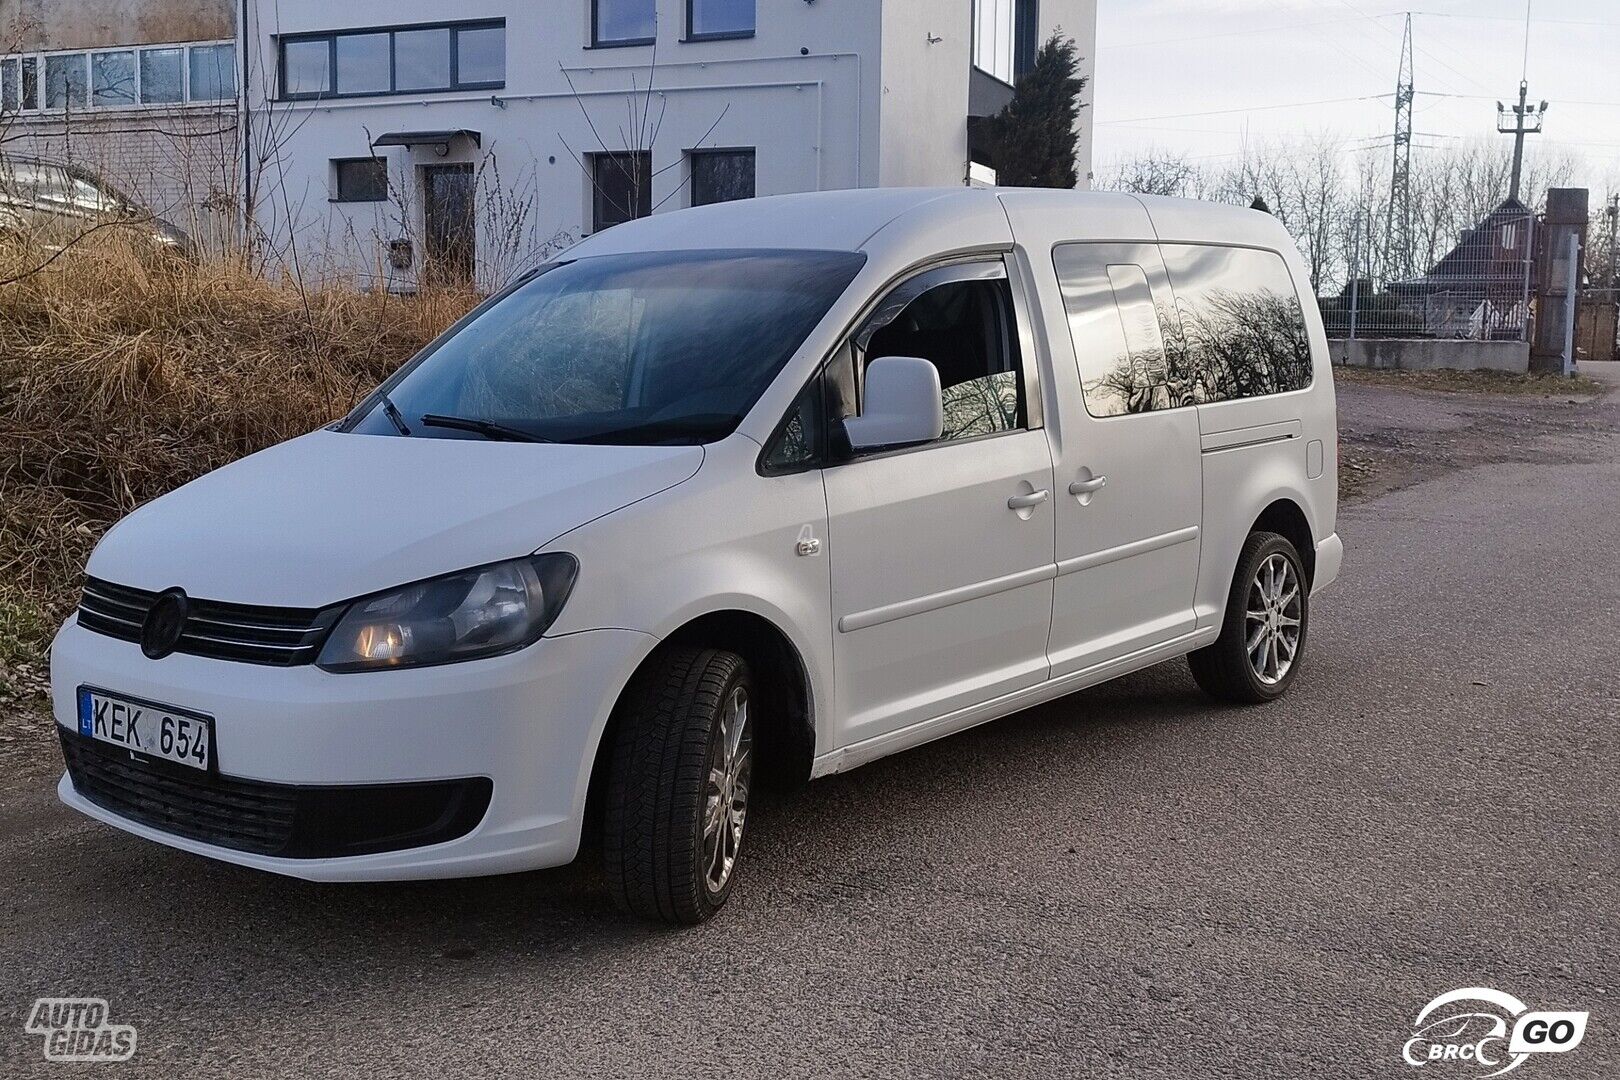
[1043,241,1203,675]
[823,259,1056,749]
[423,164,475,284]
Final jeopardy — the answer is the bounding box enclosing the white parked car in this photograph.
[51,188,1341,924]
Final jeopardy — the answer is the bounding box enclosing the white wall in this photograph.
[876,0,971,188]
[244,0,896,287]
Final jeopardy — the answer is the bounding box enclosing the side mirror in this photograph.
[841,356,944,451]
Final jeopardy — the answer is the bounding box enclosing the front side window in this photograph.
[350,249,867,446]
[691,149,755,206]
[689,0,755,40]
[1160,244,1313,404]
[595,0,657,46]
[592,151,651,231]
[854,263,1026,444]
[44,53,87,109]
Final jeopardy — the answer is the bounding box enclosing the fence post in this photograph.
[1562,233,1580,376]
[1522,214,1536,345]
[1349,277,1359,340]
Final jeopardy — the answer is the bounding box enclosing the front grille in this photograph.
[78,577,340,666]
[61,730,493,858]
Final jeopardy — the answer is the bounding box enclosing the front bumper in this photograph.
[51,618,654,880]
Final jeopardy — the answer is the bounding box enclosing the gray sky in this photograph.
[1090,0,1620,190]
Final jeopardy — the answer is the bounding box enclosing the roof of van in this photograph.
[563,187,1289,259]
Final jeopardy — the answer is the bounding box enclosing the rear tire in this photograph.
[1188,531,1309,704]
[602,647,753,925]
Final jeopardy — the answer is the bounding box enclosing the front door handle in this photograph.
[1069,475,1108,496]
[1007,489,1051,510]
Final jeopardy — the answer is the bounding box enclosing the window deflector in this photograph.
[852,261,1008,354]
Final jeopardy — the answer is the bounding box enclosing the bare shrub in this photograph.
[0,230,478,681]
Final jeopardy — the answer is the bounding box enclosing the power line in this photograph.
[1097,94,1390,126]
[1101,15,1370,51]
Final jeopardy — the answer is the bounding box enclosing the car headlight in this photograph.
[316,555,578,672]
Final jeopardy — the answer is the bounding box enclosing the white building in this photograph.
[239,0,1096,288]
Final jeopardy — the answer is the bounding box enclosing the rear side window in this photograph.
[1053,242,1192,417]
[1160,243,1313,404]
[1054,242,1312,417]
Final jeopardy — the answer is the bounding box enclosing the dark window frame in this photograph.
[689,146,755,207]
[277,19,505,101]
[685,0,757,43]
[590,0,657,49]
[589,149,652,232]
[332,156,390,203]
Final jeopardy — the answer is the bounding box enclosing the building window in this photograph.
[688,0,755,41]
[334,158,389,202]
[139,48,183,104]
[594,0,657,47]
[2,41,235,111]
[44,53,88,110]
[394,28,451,91]
[279,21,505,100]
[91,51,136,107]
[591,151,651,231]
[691,149,755,206]
[973,0,1038,84]
[187,43,234,101]
[335,34,390,96]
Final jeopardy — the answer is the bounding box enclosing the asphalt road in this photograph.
[2,371,1616,1078]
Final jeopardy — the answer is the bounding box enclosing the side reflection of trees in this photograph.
[942,371,1019,440]
[1087,288,1312,415]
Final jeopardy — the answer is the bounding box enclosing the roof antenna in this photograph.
[1250,196,1271,214]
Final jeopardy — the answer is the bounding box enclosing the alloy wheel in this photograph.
[1245,553,1302,686]
[702,686,751,896]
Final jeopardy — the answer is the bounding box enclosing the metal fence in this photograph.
[1318,208,1536,342]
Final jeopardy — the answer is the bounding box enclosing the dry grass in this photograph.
[0,234,478,693]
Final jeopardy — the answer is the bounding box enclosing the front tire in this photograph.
[1188,531,1309,704]
[602,647,753,925]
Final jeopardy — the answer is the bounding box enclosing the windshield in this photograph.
[351,248,867,446]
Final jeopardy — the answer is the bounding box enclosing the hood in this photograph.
[88,429,704,608]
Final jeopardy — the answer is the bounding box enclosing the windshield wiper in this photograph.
[419,414,554,444]
[378,392,412,436]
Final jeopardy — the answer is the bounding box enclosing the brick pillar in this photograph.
[1531,188,1589,374]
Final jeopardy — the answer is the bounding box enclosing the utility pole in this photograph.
[1497,83,1547,204]
[1386,12,1415,283]
[1498,2,1546,205]
[1606,194,1618,289]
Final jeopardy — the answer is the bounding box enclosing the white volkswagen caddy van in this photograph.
[52,189,1340,923]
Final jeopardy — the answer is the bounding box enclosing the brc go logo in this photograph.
[24,998,137,1063]
[1403,987,1588,1077]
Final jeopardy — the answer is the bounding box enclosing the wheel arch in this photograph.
[1252,498,1316,587]
[582,608,817,846]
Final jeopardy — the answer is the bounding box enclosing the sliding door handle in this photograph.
[1069,475,1108,496]
[1007,489,1051,510]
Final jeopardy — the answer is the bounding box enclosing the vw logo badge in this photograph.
[140,589,190,660]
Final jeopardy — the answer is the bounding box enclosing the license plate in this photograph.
[76,687,213,771]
